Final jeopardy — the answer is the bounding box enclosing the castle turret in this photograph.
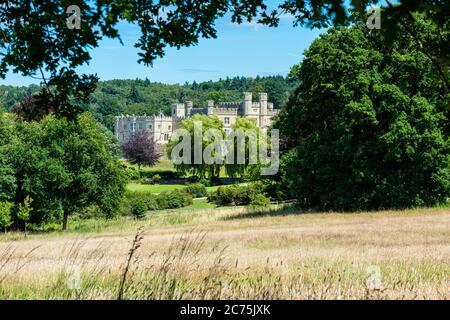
[171,102,185,118]
[185,100,193,117]
[207,100,214,115]
[243,92,252,116]
[259,92,268,115]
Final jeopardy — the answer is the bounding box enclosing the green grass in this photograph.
[121,159,175,171]
[187,198,217,209]
[126,183,222,194]
[126,183,185,193]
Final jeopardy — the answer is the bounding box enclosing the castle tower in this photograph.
[207,100,214,115]
[171,102,185,119]
[259,92,268,115]
[243,92,252,116]
[185,101,193,117]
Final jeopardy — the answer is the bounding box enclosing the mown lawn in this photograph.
[126,183,221,194]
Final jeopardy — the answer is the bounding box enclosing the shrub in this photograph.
[0,201,13,231]
[131,199,147,219]
[184,183,208,198]
[139,170,180,180]
[157,190,192,209]
[126,167,140,181]
[121,189,192,216]
[199,178,211,187]
[208,183,266,206]
[152,174,161,184]
[249,194,271,208]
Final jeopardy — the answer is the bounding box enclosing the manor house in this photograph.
[114,92,279,145]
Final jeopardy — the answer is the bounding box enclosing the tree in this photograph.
[275,23,449,210]
[0,201,12,232]
[1,1,447,118]
[127,83,144,104]
[225,117,262,178]
[0,114,16,202]
[5,113,128,230]
[17,195,33,235]
[121,130,161,170]
[12,95,54,122]
[167,114,225,178]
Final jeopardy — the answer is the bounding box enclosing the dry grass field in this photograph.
[0,205,449,299]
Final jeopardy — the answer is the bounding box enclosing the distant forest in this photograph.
[0,75,294,131]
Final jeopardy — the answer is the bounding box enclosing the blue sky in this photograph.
[2,12,324,86]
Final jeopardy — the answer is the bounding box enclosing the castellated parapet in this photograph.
[115,92,280,145]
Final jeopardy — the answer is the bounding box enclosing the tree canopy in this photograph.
[1,113,127,230]
[167,114,225,178]
[1,1,448,118]
[275,21,449,210]
[121,130,161,170]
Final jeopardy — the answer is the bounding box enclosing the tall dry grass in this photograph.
[0,206,448,299]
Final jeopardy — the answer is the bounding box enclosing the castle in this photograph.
[114,92,279,145]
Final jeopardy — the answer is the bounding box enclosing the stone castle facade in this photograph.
[115,92,279,145]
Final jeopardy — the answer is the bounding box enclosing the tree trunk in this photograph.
[62,211,69,231]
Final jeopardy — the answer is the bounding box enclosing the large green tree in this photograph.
[0,114,16,202]
[275,22,449,210]
[225,117,262,178]
[167,114,225,178]
[4,113,127,230]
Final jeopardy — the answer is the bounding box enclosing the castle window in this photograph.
[224,117,230,125]
[164,133,169,141]
[168,125,171,130]
[138,123,144,130]
[158,124,161,129]
[123,123,127,130]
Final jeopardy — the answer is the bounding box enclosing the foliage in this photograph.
[208,183,266,206]
[167,114,225,178]
[17,195,33,233]
[121,130,161,170]
[131,199,147,219]
[12,95,53,122]
[1,76,292,131]
[139,169,180,180]
[17,195,33,223]
[3,113,128,229]
[1,1,447,119]
[262,149,297,201]
[225,117,262,178]
[121,189,192,215]
[0,201,13,230]
[156,190,193,210]
[151,174,162,184]
[275,24,450,211]
[184,183,208,198]
[0,115,16,202]
[249,193,271,208]
[126,167,141,181]
[199,178,212,187]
